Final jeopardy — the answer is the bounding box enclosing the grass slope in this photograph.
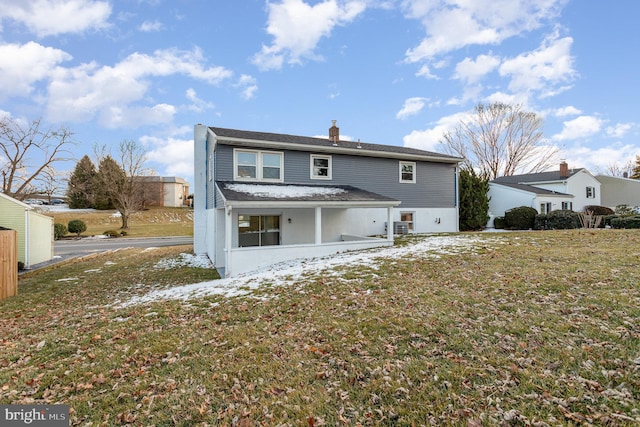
[1,230,639,426]
[44,207,194,238]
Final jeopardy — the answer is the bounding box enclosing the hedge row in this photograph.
[493,206,640,230]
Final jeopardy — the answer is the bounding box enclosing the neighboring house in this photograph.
[488,161,601,224]
[596,174,640,210]
[136,176,190,207]
[0,192,54,268]
[193,122,462,277]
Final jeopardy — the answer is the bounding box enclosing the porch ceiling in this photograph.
[216,181,401,208]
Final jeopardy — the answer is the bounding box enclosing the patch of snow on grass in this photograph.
[117,234,493,308]
[153,253,213,270]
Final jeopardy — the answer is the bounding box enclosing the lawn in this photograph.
[1,230,639,426]
[42,206,194,238]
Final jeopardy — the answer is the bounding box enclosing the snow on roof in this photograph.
[113,234,502,308]
[226,183,346,198]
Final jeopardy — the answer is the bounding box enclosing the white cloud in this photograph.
[559,142,638,173]
[499,30,576,96]
[235,75,258,100]
[139,20,163,32]
[0,42,72,98]
[403,0,567,63]
[552,115,603,141]
[396,97,428,119]
[555,106,582,117]
[453,54,501,85]
[45,48,233,125]
[252,0,367,70]
[606,122,634,139]
[100,103,176,129]
[0,0,111,37]
[142,131,195,179]
[402,111,471,151]
[185,88,215,113]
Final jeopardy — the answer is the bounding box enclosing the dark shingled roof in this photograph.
[492,168,585,184]
[210,126,461,161]
[491,182,572,196]
[216,181,399,203]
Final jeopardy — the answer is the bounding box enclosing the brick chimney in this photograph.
[329,120,339,144]
[559,161,569,178]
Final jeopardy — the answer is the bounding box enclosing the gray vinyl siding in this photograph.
[214,143,456,208]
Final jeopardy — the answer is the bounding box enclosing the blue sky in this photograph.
[1,0,639,189]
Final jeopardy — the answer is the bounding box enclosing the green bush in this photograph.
[504,206,537,230]
[493,216,505,229]
[534,214,547,230]
[68,219,87,237]
[604,214,617,228]
[18,261,24,270]
[103,230,120,238]
[547,210,580,229]
[54,223,68,240]
[611,216,640,229]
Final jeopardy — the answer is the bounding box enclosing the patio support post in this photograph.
[387,206,394,242]
[315,206,322,245]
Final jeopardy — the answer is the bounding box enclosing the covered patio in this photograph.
[214,182,401,276]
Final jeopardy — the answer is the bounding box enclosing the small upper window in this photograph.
[399,161,416,183]
[311,155,332,179]
[234,149,283,182]
[586,186,596,198]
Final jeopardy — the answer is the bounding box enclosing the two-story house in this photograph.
[488,161,601,224]
[193,122,462,277]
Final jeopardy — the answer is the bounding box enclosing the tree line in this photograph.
[66,140,150,229]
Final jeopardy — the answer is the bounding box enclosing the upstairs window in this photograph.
[586,186,596,198]
[399,161,416,183]
[234,149,283,182]
[310,155,332,179]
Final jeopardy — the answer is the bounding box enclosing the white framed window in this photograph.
[561,201,573,210]
[399,161,416,183]
[234,149,283,182]
[586,186,596,198]
[400,211,414,232]
[238,215,281,247]
[540,202,552,214]
[310,154,332,179]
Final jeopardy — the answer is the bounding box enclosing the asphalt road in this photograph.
[54,236,193,257]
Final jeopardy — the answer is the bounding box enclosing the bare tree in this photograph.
[0,116,75,200]
[440,103,557,180]
[597,159,635,178]
[34,165,64,204]
[95,140,150,229]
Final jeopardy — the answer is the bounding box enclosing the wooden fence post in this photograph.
[0,229,18,300]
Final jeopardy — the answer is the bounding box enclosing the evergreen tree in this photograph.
[94,155,125,210]
[631,155,640,179]
[66,155,97,208]
[458,168,490,231]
